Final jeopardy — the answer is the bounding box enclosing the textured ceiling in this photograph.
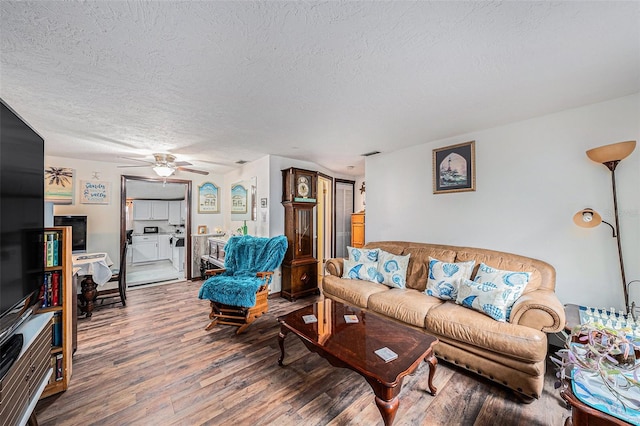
[1,1,639,177]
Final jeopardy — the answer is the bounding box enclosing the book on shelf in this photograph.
[55,353,63,381]
[51,271,60,306]
[48,356,56,385]
[52,312,62,347]
[40,271,62,308]
[44,231,60,267]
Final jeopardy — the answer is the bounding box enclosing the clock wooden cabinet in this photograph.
[281,168,319,301]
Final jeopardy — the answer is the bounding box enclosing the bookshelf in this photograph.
[38,226,73,398]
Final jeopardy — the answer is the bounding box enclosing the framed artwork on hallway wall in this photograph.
[433,140,476,194]
[198,182,219,213]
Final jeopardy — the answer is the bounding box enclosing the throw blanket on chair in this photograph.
[198,235,288,307]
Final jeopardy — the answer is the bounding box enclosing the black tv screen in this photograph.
[54,215,87,253]
[0,99,45,346]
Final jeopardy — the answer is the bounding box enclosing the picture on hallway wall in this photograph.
[80,180,111,204]
[230,183,248,214]
[44,166,74,204]
[198,182,219,213]
[433,141,476,194]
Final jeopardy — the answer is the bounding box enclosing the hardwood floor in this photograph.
[35,280,570,425]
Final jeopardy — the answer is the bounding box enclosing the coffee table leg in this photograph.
[425,353,438,395]
[374,396,399,426]
[278,328,289,366]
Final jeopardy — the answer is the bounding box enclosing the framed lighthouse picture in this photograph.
[433,140,475,194]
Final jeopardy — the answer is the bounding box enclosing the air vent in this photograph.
[235,160,248,165]
[361,151,380,157]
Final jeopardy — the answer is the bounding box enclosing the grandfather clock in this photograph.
[281,167,319,301]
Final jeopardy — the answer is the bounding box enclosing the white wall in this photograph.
[366,93,640,310]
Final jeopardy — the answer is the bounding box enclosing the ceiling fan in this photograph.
[118,153,209,176]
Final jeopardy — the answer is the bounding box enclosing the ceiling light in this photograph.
[153,165,175,177]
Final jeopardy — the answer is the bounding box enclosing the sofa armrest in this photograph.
[325,258,344,278]
[509,290,565,333]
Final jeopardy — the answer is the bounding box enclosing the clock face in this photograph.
[297,176,310,197]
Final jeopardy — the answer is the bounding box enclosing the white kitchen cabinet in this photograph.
[133,200,169,220]
[158,234,171,260]
[132,235,158,263]
[168,200,186,225]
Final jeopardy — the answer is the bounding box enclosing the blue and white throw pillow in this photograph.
[342,257,379,281]
[347,246,379,263]
[455,263,531,322]
[370,250,410,288]
[425,258,475,301]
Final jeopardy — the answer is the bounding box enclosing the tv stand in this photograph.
[0,332,24,380]
[0,312,53,425]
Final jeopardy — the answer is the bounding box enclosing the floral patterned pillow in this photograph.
[425,258,475,301]
[455,263,531,322]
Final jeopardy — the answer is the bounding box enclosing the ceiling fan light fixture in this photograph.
[153,165,175,177]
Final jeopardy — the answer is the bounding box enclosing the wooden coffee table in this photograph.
[277,299,439,426]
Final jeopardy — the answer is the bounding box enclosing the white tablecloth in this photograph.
[72,253,114,286]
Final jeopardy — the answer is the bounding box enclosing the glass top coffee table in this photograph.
[277,299,439,426]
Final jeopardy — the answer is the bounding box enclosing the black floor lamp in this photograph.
[573,140,636,315]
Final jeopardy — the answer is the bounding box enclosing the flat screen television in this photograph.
[0,99,45,348]
[54,215,87,253]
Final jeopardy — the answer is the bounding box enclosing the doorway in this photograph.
[316,174,333,286]
[334,179,355,259]
[120,175,193,287]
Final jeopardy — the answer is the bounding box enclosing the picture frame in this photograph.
[230,183,248,214]
[198,182,219,213]
[80,180,110,204]
[197,225,208,235]
[44,166,74,204]
[432,140,476,194]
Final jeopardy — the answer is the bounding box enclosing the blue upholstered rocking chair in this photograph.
[198,235,288,334]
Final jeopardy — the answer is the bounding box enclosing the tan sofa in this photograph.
[322,241,565,402]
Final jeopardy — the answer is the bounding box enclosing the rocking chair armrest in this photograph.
[256,271,274,279]
[205,268,227,277]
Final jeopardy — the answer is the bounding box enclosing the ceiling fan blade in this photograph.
[118,156,154,165]
[174,161,193,167]
[117,164,151,168]
[177,166,209,175]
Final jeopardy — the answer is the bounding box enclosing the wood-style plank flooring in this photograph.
[35,280,570,425]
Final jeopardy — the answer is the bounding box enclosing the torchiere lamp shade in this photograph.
[573,208,602,228]
[586,140,636,164]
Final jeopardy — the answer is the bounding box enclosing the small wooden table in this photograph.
[561,304,635,426]
[72,253,113,317]
[277,299,439,426]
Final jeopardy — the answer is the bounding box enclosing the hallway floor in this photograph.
[126,259,184,287]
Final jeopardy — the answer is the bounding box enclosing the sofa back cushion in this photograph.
[455,249,547,294]
[364,242,456,291]
[365,241,555,294]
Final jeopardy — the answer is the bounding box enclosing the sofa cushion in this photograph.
[368,288,443,328]
[456,278,527,322]
[425,301,546,362]
[425,258,475,301]
[372,250,410,288]
[342,258,379,281]
[322,275,388,308]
